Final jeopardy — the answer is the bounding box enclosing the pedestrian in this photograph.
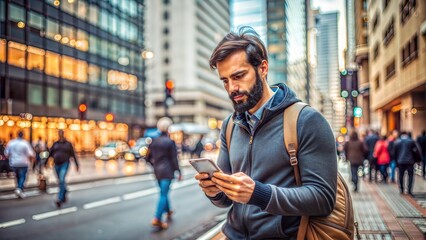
[146,117,182,230]
[344,130,368,192]
[47,129,79,207]
[416,130,426,178]
[32,136,47,174]
[364,129,379,182]
[0,140,12,177]
[373,135,391,183]
[4,131,35,199]
[394,131,422,195]
[191,134,204,158]
[387,129,399,183]
[195,27,338,239]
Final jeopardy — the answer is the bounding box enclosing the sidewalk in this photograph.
[200,161,426,240]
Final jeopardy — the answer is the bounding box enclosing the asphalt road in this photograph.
[0,174,228,240]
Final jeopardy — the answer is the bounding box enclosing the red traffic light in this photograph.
[105,113,114,122]
[78,103,87,112]
[165,80,174,90]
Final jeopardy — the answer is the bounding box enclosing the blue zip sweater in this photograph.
[210,83,337,239]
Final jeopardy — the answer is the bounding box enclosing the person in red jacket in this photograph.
[373,135,391,183]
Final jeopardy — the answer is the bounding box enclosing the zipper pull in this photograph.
[249,136,253,144]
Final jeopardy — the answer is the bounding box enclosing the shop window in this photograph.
[88,64,100,85]
[28,11,43,30]
[61,55,76,80]
[0,39,5,63]
[28,83,43,105]
[27,46,45,71]
[88,4,99,26]
[46,18,60,41]
[47,86,58,107]
[45,51,60,77]
[62,89,74,109]
[9,4,25,22]
[8,41,26,68]
[76,60,88,83]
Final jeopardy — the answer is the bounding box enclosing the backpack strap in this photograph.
[283,102,309,240]
[225,116,234,151]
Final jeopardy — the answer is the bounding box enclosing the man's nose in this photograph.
[228,80,238,92]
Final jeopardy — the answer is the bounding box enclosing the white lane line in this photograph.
[83,196,121,210]
[122,188,159,200]
[0,219,26,228]
[171,178,197,189]
[32,207,78,221]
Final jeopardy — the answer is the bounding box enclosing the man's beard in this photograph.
[229,72,264,113]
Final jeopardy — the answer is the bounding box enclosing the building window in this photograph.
[8,41,26,68]
[363,0,368,11]
[164,41,169,50]
[371,13,379,33]
[385,59,396,80]
[9,4,25,23]
[163,11,169,20]
[400,0,417,25]
[401,34,418,67]
[28,11,44,30]
[27,46,45,71]
[77,0,87,20]
[62,89,74,109]
[383,0,391,10]
[76,29,88,52]
[88,64,100,85]
[100,40,108,59]
[28,83,43,106]
[76,60,88,83]
[373,43,380,61]
[61,24,75,47]
[100,9,109,31]
[61,55,76,80]
[46,18,60,41]
[0,39,5,63]
[383,18,394,47]
[45,51,60,77]
[88,4,99,26]
[61,0,75,15]
[164,27,169,35]
[46,0,60,8]
[47,86,58,107]
[375,75,380,89]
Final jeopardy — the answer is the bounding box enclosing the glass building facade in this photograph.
[0,0,146,152]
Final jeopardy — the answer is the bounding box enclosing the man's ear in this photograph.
[259,60,268,79]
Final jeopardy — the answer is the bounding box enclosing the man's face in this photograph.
[217,50,264,113]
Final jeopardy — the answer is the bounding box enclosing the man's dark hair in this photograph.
[209,26,268,70]
[17,131,24,138]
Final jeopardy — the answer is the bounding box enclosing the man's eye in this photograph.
[234,75,242,80]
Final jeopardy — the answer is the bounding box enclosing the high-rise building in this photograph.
[315,12,344,134]
[0,0,146,152]
[345,0,356,69]
[144,0,232,128]
[231,0,267,44]
[368,0,425,136]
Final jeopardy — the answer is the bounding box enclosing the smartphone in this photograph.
[189,158,221,178]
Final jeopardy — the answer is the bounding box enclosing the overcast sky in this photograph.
[311,0,347,69]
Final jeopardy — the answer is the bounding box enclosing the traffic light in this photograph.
[105,113,114,122]
[340,69,358,98]
[165,79,175,106]
[353,106,363,118]
[78,103,87,120]
[340,70,348,98]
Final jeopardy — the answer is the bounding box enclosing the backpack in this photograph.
[225,102,358,240]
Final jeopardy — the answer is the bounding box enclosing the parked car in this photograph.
[94,141,130,161]
[128,137,152,161]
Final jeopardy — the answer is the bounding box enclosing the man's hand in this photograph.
[211,172,255,204]
[195,173,222,198]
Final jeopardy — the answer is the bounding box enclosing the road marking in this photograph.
[0,219,26,228]
[32,207,78,221]
[171,178,197,189]
[197,220,226,240]
[83,196,121,209]
[122,188,159,200]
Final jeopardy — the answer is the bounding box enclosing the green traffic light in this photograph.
[341,69,347,76]
[353,107,363,117]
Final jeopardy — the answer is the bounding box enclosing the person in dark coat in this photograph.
[395,131,421,195]
[344,130,368,192]
[48,130,79,207]
[191,134,204,158]
[146,117,182,230]
[364,129,379,182]
[416,130,426,178]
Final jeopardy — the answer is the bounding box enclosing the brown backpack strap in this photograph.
[283,102,309,240]
[225,116,234,151]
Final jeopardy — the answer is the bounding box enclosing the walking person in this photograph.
[47,130,79,207]
[373,135,391,183]
[395,131,422,195]
[344,130,368,192]
[195,27,338,239]
[191,134,204,158]
[32,136,47,174]
[365,129,379,182]
[416,130,426,178]
[387,129,399,183]
[146,117,182,230]
[4,131,35,199]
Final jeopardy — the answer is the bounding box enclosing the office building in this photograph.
[0,0,146,152]
[368,0,425,137]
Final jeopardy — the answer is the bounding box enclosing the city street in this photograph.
[0,171,227,240]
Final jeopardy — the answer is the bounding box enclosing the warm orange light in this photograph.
[166,80,174,89]
[17,22,25,28]
[79,103,87,112]
[105,113,114,122]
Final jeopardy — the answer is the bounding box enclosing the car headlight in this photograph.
[108,150,116,157]
[124,153,135,161]
[139,146,148,156]
[95,149,102,158]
